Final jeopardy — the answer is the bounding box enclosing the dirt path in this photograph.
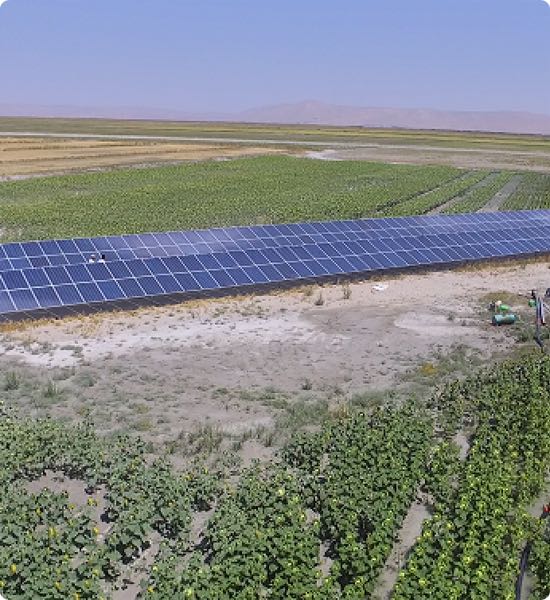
[428,172,499,215]
[376,497,431,599]
[477,174,523,212]
[3,131,550,158]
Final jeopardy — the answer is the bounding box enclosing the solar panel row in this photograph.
[0,210,549,320]
[0,210,549,272]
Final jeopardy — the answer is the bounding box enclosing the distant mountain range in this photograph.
[2,100,550,136]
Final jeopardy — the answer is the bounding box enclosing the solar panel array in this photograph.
[1,210,549,321]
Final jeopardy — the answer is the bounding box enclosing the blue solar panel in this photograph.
[1,271,26,290]
[97,280,125,301]
[79,282,104,303]
[0,291,15,312]
[29,256,49,269]
[138,277,164,295]
[1,210,550,274]
[56,284,84,305]
[33,287,61,308]
[22,268,50,288]
[157,274,181,294]
[174,272,200,291]
[45,266,71,286]
[118,278,145,298]
[4,244,25,259]
[1,210,550,319]
[11,289,39,311]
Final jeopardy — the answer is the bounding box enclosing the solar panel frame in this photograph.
[1,210,550,320]
[1,210,550,274]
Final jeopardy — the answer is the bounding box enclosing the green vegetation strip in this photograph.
[3,355,550,598]
[0,404,220,599]
[502,173,550,211]
[442,171,515,214]
[377,171,489,216]
[0,156,461,241]
[148,406,432,599]
[394,357,550,600]
[531,517,550,597]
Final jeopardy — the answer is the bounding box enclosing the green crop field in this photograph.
[0,156,467,241]
[441,171,515,214]
[3,354,550,599]
[0,155,538,242]
[2,154,549,243]
[502,173,550,210]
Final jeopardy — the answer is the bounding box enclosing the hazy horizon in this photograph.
[1,1,550,118]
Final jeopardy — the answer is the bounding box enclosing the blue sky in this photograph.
[1,0,550,114]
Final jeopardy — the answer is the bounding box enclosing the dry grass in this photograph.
[0,137,283,178]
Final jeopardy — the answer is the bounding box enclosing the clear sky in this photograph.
[1,0,550,115]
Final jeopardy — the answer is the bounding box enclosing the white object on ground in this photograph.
[372,284,388,292]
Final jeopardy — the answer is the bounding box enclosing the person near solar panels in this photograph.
[532,289,547,351]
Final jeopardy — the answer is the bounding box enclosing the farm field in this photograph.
[439,172,517,214]
[0,156,464,241]
[2,116,550,153]
[0,136,281,179]
[2,121,550,600]
[313,146,550,173]
[502,173,550,210]
[1,154,549,242]
[2,263,550,599]
[3,117,550,173]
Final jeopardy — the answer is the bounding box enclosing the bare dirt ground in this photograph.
[0,261,546,466]
[307,146,550,172]
[0,137,282,178]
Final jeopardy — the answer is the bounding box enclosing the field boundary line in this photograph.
[428,171,500,215]
[477,174,523,212]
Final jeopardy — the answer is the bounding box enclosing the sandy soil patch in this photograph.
[0,261,546,456]
[307,147,550,172]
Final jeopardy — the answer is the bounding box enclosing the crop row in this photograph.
[442,171,514,214]
[144,404,432,599]
[377,171,489,217]
[531,518,550,598]
[0,402,220,599]
[3,354,550,599]
[0,156,461,241]
[393,357,550,600]
[502,173,550,210]
[0,396,433,599]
